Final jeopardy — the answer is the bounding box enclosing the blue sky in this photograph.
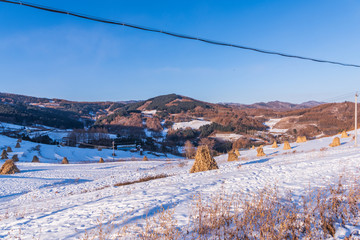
[0,0,359,103]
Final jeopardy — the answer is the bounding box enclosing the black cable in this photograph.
[1,0,360,68]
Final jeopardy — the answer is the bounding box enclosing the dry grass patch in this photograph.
[114,174,169,187]
[80,174,360,239]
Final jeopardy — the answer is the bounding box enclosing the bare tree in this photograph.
[184,140,196,159]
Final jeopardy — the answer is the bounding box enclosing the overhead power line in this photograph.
[1,0,360,68]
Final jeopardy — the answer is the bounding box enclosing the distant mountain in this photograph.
[221,100,325,111]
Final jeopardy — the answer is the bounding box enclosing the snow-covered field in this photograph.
[172,120,211,130]
[0,132,360,239]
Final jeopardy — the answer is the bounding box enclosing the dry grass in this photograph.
[114,174,169,187]
[81,174,360,239]
[186,175,360,239]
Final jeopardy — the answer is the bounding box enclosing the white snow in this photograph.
[214,133,243,142]
[142,110,157,117]
[264,118,288,133]
[172,120,211,130]
[0,131,359,239]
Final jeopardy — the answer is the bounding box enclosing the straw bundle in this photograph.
[296,136,307,143]
[32,155,40,163]
[1,150,7,160]
[272,141,278,148]
[283,141,291,150]
[227,150,238,162]
[99,157,104,163]
[190,145,219,173]
[329,137,340,147]
[341,131,348,138]
[256,147,266,157]
[0,160,20,174]
[143,156,148,161]
[11,154,19,162]
[62,157,69,164]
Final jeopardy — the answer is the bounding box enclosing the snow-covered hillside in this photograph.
[172,119,211,130]
[0,132,360,239]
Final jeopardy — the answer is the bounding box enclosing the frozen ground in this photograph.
[0,132,360,239]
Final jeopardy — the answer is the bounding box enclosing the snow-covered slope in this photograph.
[0,135,179,164]
[172,119,211,130]
[0,132,359,239]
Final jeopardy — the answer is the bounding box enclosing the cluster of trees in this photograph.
[0,102,83,129]
[22,134,57,145]
[66,127,111,146]
[58,102,111,116]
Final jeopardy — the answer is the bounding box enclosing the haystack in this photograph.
[272,141,278,148]
[32,155,40,163]
[62,157,69,164]
[6,146,12,153]
[251,145,255,150]
[227,150,238,162]
[283,141,291,150]
[190,145,219,173]
[234,149,240,157]
[12,154,19,162]
[0,160,20,174]
[143,156,148,161]
[329,137,340,147]
[17,138,22,143]
[256,147,266,157]
[99,157,104,163]
[296,136,307,143]
[15,142,21,148]
[341,131,349,138]
[1,150,7,160]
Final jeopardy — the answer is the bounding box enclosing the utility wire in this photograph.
[321,92,356,103]
[1,0,360,68]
